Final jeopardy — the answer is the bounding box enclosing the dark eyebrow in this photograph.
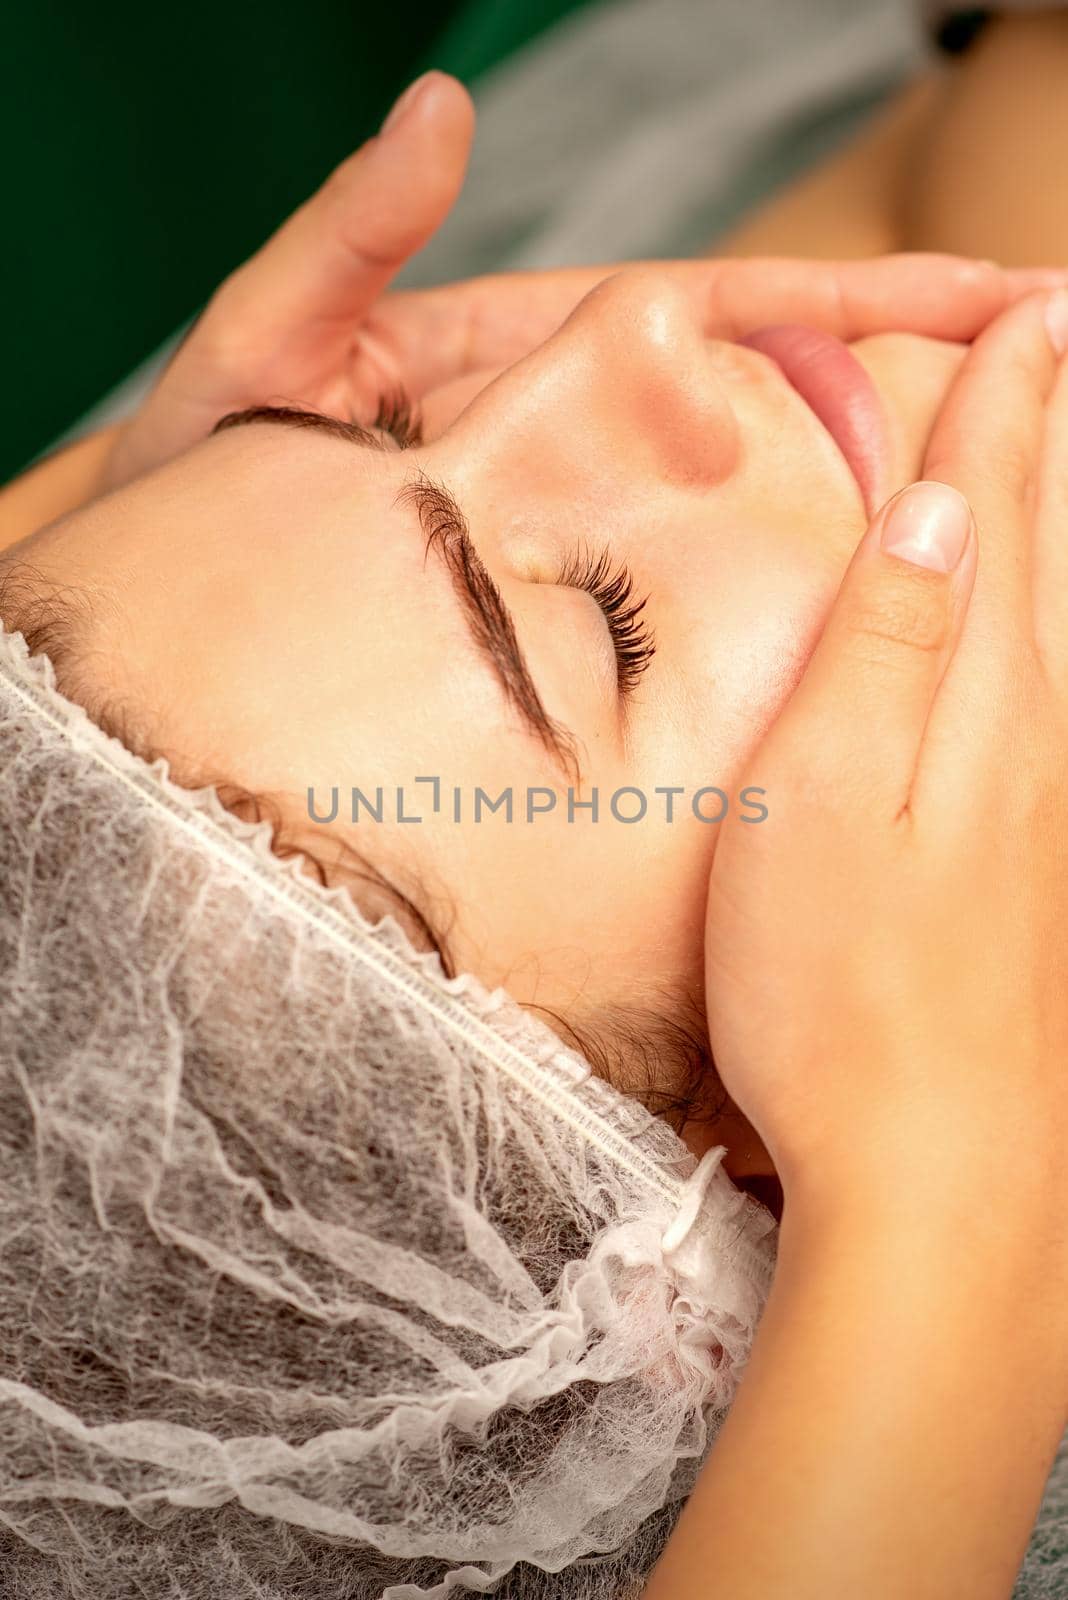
[398,473,582,787]
[210,406,582,786]
[211,403,390,451]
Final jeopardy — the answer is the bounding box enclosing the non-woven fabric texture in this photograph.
[0,617,777,1598]
[1015,1431,1068,1600]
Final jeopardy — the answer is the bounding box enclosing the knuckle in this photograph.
[924,437,1036,507]
[981,432,1039,502]
[923,319,1051,501]
[189,287,258,367]
[976,295,1054,377]
[985,329,1044,381]
[322,144,369,199]
[843,573,950,658]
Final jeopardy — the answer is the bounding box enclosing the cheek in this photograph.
[717,578,826,751]
[665,538,842,779]
[427,809,706,1009]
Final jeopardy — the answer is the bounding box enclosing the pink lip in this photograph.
[740,324,889,516]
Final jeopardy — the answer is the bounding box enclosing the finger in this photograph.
[921,290,1062,641]
[1004,266,1068,295]
[1033,293,1068,676]
[205,72,475,355]
[763,481,976,820]
[367,256,1068,395]
[698,255,1068,345]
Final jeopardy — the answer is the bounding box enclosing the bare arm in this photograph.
[712,73,941,259]
[646,1192,1066,1599]
[714,10,1068,268]
[0,426,123,557]
[905,10,1068,266]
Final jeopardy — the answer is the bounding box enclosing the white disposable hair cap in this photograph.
[0,619,777,1599]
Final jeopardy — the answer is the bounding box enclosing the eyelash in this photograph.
[556,546,656,697]
[373,389,423,449]
[381,397,654,697]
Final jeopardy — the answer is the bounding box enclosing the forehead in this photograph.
[139,420,445,636]
[29,420,530,787]
[38,420,423,601]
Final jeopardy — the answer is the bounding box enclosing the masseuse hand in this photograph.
[647,292,1068,1600]
[705,290,1068,1218]
[96,71,1068,494]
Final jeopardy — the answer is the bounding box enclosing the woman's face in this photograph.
[10,268,967,1141]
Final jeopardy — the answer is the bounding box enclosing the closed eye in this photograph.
[556,545,656,698]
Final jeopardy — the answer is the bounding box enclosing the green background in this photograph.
[2,0,590,481]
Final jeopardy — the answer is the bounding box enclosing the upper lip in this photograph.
[738,324,890,516]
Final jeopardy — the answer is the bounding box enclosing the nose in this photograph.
[452,267,743,491]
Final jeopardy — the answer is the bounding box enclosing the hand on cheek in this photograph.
[703,290,1068,1261]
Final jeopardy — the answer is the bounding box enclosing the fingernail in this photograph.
[1045,289,1068,356]
[880,481,972,573]
[380,71,437,136]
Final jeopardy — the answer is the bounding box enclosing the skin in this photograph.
[3,60,1061,1186]
[649,288,1068,1600]
[5,279,1066,1600]
[3,269,970,1175]
[715,11,1068,267]
[4,31,1068,1178]
[2,49,1068,1596]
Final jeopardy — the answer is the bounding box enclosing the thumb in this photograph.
[769,480,977,812]
[210,71,475,343]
